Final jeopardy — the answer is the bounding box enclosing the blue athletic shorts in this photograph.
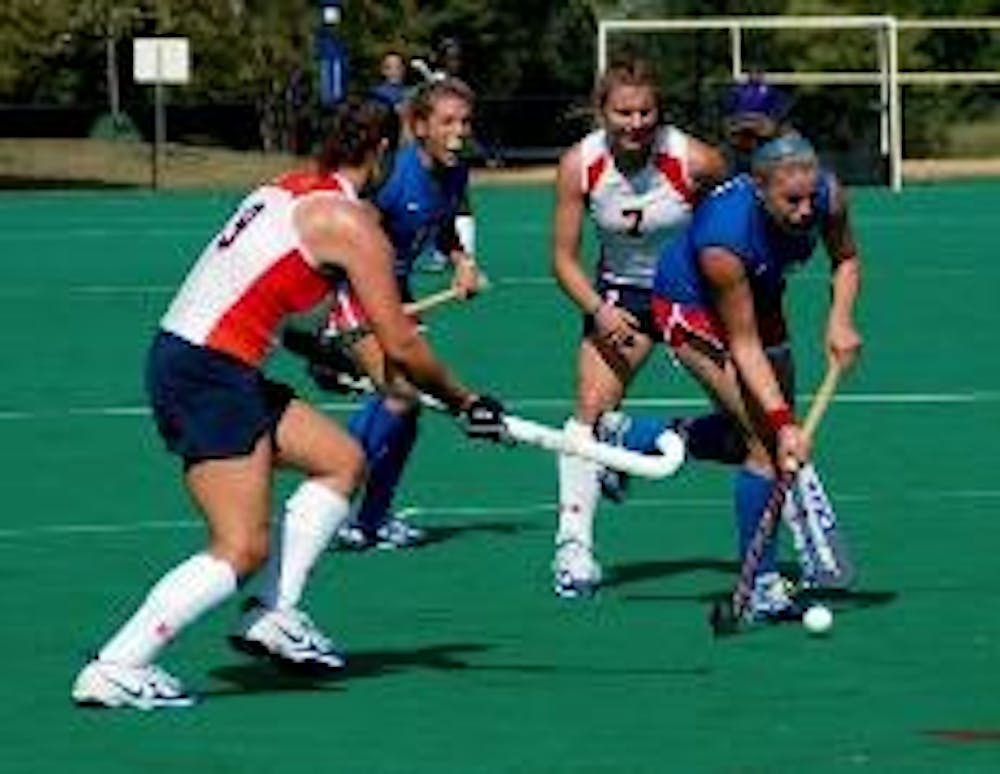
[582,279,658,340]
[146,331,295,466]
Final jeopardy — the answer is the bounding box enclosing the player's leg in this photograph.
[74,335,290,709]
[671,335,798,619]
[338,334,425,549]
[555,330,653,598]
[73,439,273,709]
[232,398,365,669]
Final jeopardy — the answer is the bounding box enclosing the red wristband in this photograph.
[766,405,794,433]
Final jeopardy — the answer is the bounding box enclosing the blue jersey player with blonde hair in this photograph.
[650,134,862,618]
[305,77,484,550]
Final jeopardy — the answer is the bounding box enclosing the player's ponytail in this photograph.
[318,96,400,173]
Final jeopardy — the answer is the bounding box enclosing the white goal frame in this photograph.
[598,15,1000,191]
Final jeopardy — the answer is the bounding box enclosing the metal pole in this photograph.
[730,23,742,81]
[887,17,902,191]
[106,33,120,121]
[153,80,165,189]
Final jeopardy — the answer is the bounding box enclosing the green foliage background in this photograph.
[0,1,996,156]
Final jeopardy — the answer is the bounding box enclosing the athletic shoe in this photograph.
[553,539,603,599]
[374,515,426,549]
[748,572,800,622]
[229,599,346,671]
[332,519,371,551]
[594,411,631,504]
[72,660,195,710]
[332,514,426,551]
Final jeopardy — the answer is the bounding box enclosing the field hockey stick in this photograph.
[314,371,684,479]
[284,274,491,355]
[709,361,842,636]
[783,462,857,589]
[404,272,491,317]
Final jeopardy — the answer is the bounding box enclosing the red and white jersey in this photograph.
[580,125,696,289]
[161,170,357,367]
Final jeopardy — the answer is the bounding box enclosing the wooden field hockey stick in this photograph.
[283,274,491,358]
[710,361,842,636]
[403,272,491,317]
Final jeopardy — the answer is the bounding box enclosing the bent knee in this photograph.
[213,531,270,576]
[314,438,366,495]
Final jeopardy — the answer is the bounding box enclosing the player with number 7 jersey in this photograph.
[550,57,728,598]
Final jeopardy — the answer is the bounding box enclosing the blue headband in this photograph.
[751,134,817,172]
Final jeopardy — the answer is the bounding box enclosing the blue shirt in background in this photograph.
[375,142,469,281]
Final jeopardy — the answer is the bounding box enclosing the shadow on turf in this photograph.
[417,519,539,548]
[203,643,492,698]
[607,557,898,612]
[204,641,710,698]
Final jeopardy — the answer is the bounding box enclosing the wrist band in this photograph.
[766,405,794,433]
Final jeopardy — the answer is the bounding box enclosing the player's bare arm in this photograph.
[700,246,809,465]
[552,144,640,346]
[446,192,481,299]
[821,175,863,371]
[295,196,472,412]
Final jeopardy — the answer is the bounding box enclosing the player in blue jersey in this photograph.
[595,76,793,479]
[300,77,483,550]
[599,81,857,591]
[650,134,862,618]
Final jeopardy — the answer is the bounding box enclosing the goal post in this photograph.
[599,15,1000,191]
[597,15,901,189]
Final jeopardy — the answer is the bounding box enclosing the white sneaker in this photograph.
[552,540,603,599]
[332,520,371,551]
[748,572,800,621]
[72,660,195,710]
[230,599,346,671]
[374,515,426,550]
[332,514,426,551]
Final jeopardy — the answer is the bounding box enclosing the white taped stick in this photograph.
[327,375,683,478]
[503,416,685,479]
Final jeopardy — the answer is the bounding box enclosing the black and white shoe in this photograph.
[72,660,195,710]
[230,599,346,671]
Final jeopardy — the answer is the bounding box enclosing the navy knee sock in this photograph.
[347,398,419,532]
[734,468,779,577]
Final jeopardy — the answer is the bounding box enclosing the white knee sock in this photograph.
[98,552,237,667]
[259,480,350,611]
[556,418,601,551]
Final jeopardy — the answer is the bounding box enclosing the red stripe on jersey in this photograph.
[273,169,345,198]
[585,154,609,193]
[326,283,369,334]
[654,154,694,205]
[206,250,330,366]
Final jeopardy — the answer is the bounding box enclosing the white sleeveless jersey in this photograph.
[161,170,357,367]
[580,125,696,289]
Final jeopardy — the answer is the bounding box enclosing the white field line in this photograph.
[1,489,998,541]
[0,391,997,423]
[0,263,993,299]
